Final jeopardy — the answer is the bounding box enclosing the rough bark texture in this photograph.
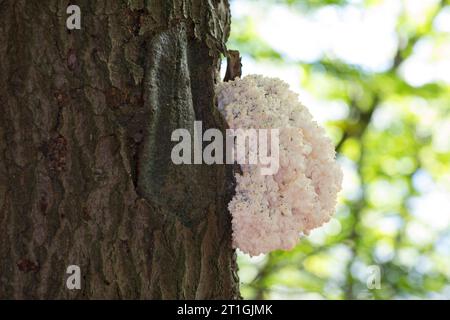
[223,50,241,82]
[0,0,239,299]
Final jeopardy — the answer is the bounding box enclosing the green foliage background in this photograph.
[229,0,450,299]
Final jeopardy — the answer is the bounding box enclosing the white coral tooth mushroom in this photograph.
[216,75,343,256]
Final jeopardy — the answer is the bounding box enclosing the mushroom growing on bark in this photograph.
[217,75,343,256]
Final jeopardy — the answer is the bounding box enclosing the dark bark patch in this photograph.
[54,91,69,106]
[106,87,129,110]
[67,48,78,71]
[39,193,48,214]
[126,8,149,36]
[46,134,68,173]
[224,50,242,82]
[129,129,144,189]
[17,259,40,273]
[82,207,91,221]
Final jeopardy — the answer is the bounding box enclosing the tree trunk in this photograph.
[0,0,239,299]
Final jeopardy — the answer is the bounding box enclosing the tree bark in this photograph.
[0,0,239,299]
